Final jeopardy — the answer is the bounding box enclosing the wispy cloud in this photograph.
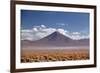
[72,32,80,35]
[56,23,68,26]
[21,25,89,41]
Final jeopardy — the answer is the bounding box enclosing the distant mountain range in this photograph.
[22,31,89,47]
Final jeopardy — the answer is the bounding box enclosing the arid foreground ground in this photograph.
[21,49,89,63]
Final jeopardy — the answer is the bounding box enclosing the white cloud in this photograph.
[69,34,89,40]
[56,23,68,26]
[41,25,46,28]
[68,32,89,40]
[21,25,56,41]
[33,28,38,31]
[21,25,89,41]
[60,23,65,26]
[57,28,68,35]
[72,32,80,35]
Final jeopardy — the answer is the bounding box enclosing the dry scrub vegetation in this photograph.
[21,49,89,63]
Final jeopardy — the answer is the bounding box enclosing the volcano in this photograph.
[22,31,89,47]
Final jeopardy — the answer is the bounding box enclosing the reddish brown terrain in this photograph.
[21,49,89,63]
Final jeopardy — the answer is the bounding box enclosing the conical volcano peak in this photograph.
[51,31,63,35]
[40,30,73,42]
[50,30,67,36]
[47,31,64,38]
[53,31,61,33]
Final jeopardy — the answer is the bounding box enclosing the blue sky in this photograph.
[21,10,89,40]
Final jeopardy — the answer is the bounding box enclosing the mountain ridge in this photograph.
[22,31,89,47]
